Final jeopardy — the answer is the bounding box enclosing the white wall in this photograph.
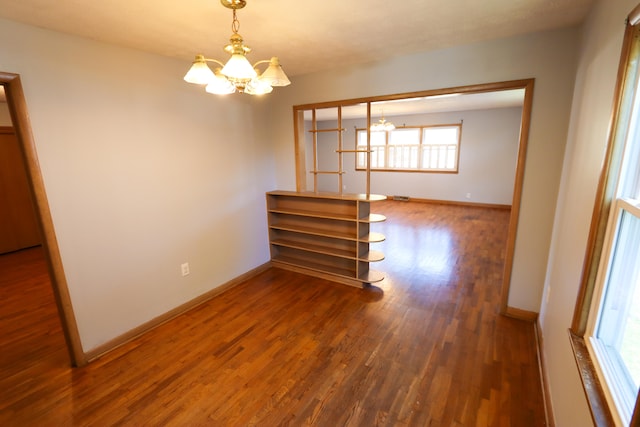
[269,28,579,313]
[0,18,276,352]
[539,0,638,425]
[312,107,522,205]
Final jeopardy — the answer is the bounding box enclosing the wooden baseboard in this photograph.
[84,262,272,362]
[535,320,555,427]
[271,262,365,288]
[387,196,511,210]
[503,306,539,322]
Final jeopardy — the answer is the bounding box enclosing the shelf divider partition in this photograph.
[266,191,386,288]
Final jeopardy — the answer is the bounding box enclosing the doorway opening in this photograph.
[292,79,535,314]
[1,73,85,366]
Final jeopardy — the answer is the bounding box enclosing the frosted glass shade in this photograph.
[183,56,215,85]
[245,78,273,95]
[259,57,291,87]
[205,70,236,95]
[221,54,257,80]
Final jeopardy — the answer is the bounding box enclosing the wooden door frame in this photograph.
[1,72,86,366]
[292,79,536,316]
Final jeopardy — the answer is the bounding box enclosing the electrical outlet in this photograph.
[181,262,190,277]
[465,192,472,199]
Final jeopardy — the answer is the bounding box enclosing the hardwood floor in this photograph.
[0,200,546,426]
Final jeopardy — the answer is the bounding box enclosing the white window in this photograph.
[589,201,640,424]
[422,127,459,170]
[356,124,461,172]
[389,128,420,169]
[583,18,640,425]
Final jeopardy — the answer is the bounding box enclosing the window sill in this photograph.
[569,330,616,426]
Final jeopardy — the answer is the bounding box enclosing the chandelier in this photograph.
[370,111,395,132]
[183,0,291,95]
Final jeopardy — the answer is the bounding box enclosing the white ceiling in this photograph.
[0,0,595,78]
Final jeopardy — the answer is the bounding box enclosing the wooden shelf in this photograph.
[270,223,356,241]
[308,128,345,133]
[310,170,346,175]
[271,238,355,259]
[267,191,386,287]
[359,250,385,262]
[269,206,356,222]
[267,190,386,202]
[272,255,356,279]
[364,213,386,223]
[360,232,385,243]
[359,270,385,283]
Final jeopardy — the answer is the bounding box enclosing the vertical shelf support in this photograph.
[366,102,371,197]
[338,105,344,194]
[307,106,347,194]
[312,109,318,192]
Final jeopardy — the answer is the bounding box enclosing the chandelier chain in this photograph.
[231,9,240,34]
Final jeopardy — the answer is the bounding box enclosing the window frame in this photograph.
[355,123,462,173]
[571,8,640,426]
[587,198,640,424]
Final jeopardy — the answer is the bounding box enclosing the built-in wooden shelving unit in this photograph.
[266,190,386,288]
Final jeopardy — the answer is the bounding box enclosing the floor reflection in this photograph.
[378,222,455,283]
[371,200,510,291]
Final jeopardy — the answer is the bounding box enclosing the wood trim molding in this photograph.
[292,78,535,318]
[292,79,538,111]
[569,331,615,426]
[629,2,640,26]
[569,13,640,425]
[632,395,640,427]
[506,306,552,425]
[0,72,87,367]
[293,109,306,192]
[571,23,639,335]
[389,196,511,210]
[85,262,272,362]
[500,78,535,314]
[271,262,365,288]
[503,305,538,322]
[535,320,556,427]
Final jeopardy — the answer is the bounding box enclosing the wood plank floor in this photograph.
[0,200,546,426]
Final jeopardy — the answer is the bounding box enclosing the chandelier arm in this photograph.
[203,58,226,68]
[251,59,271,69]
